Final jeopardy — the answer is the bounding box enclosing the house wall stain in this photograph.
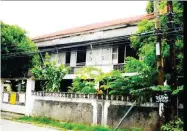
[108,105,160,131]
[32,100,93,125]
[31,99,161,131]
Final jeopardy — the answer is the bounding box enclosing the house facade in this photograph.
[32,14,154,80]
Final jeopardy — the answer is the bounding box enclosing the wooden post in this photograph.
[154,1,164,86]
[166,0,177,120]
[154,1,165,125]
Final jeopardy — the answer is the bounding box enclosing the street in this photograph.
[0,119,57,131]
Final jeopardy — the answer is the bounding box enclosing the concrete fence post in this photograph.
[25,78,35,116]
[91,100,98,125]
[0,79,5,102]
[102,101,110,126]
[0,79,5,114]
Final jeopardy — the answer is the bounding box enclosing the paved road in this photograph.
[1,119,58,131]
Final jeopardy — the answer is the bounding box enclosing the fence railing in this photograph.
[113,63,125,72]
[32,92,183,108]
[2,92,26,106]
[32,91,155,103]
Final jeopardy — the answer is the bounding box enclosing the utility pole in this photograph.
[167,0,177,120]
[153,1,165,127]
[167,1,176,89]
[154,1,164,86]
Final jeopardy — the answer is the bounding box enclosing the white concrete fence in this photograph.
[1,79,35,115]
[0,78,183,126]
[31,91,159,126]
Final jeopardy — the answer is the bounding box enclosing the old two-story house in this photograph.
[32,13,154,90]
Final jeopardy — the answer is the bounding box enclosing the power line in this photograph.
[1,42,132,58]
[2,26,182,51]
[1,32,182,58]
[1,28,183,58]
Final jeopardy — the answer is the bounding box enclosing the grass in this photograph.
[15,116,143,131]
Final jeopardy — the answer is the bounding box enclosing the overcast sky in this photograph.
[0,1,148,38]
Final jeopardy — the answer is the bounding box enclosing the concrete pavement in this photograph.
[1,119,58,131]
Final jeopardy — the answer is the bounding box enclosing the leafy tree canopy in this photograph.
[146,1,154,14]
[130,1,183,78]
[75,66,104,82]
[110,1,184,99]
[1,21,40,78]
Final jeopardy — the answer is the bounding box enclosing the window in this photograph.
[118,44,125,63]
[112,47,118,60]
[76,47,86,66]
[126,45,138,58]
[65,52,71,65]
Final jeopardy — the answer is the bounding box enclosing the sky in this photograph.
[0,1,148,38]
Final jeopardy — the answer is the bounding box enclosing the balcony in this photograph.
[67,63,125,74]
[113,63,125,72]
[65,63,70,67]
[69,66,83,74]
[76,62,85,66]
[67,62,85,74]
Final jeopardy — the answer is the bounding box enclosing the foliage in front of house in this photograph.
[31,53,70,92]
[68,56,157,100]
[68,66,103,94]
[128,1,183,95]
[69,66,124,94]
[131,1,183,75]
[69,77,97,94]
[68,1,183,104]
[161,117,183,131]
[1,21,40,78]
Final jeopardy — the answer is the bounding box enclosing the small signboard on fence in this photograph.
[155,94,169,103]
[10,92,16,105]
[19,93,26,103]
[3,93,9,103]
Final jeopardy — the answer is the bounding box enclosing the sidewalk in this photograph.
[1,119,57,131]
[1,111,24,120]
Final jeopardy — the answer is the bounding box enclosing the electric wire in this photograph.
[1,28,183,58]
[2,26,182,51]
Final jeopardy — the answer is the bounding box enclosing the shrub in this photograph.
[161,117,184,131]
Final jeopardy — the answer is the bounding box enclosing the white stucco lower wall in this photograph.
[1,103,26,114]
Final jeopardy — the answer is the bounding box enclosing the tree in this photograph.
[130,1,183,83]
[31,53,70,92]
[69,66,122,94]
[146,1,154,14]
[68,66,104,94]
[108,57,157,101]
[127,0,183,123]
[1,21,40,78]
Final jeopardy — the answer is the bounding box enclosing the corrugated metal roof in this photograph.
[32,13,154,41]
